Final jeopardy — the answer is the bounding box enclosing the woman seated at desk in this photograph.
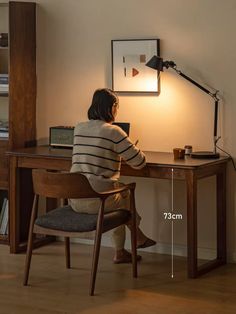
[70,88,156,263]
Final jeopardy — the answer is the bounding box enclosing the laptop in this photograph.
[113,122,130,136]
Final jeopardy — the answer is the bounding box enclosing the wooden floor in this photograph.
[0,242,235,314]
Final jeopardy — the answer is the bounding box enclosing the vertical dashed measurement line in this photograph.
[171,168,174,278]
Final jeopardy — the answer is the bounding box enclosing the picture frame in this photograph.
[111,39,160,93]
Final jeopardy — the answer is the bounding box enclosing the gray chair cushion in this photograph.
[35,205,131,233]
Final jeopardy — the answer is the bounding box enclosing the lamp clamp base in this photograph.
[191,151,220,159]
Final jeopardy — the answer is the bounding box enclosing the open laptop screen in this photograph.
[112,122,130,136]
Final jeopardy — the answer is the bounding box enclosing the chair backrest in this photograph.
[32,169,100,199]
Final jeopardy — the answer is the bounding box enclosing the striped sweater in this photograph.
[70,119,146,192]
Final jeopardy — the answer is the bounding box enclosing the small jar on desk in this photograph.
[184,145,192,155]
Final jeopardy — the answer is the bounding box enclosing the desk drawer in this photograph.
[121,163,186,180]
[121,164,150,177]
[148,166,186,180]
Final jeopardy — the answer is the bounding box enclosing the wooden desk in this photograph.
[7,146,229,278]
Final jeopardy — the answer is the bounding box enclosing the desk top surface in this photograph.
[7,145,229,169]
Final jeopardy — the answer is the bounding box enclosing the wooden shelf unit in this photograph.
[0,1,36,245]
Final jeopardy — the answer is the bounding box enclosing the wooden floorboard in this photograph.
[0,242,235,314]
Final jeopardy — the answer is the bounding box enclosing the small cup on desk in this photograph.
[173,148,185,159]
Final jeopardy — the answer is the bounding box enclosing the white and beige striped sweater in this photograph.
[70,119,146,193]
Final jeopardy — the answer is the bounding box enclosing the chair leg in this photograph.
[23,231,34,286]
[130,224,137,278]
[65,237,70,269]
[90,228,102,296]
[23,195,39,286]
[90,200,106,297]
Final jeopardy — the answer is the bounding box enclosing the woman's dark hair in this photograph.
[88,88,118,122]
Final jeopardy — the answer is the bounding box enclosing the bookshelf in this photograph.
[0,1,36,245]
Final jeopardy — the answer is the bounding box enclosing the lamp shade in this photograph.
[146,56,164,71]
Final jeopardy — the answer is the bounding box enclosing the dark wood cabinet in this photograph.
[0,1,36,245]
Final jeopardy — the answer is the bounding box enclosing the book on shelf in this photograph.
[0,74,9,93]
[0,33,8,39]
[0,74,8,84]
[5,220,8,235]
[0,119,8,132]
[0,120,9,137]
[0,198,8,235]
[0,33,8,47]
[0,131,9,138]
[0,199,6,226]
[0,84,9,93]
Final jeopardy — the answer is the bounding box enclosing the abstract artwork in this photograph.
[111,39,160,93]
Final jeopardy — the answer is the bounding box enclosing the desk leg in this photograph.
[186,164,227,278]
[9,156,19,253]
[217,165,227,263]
[186,170,198,278]
[9,158,34,253]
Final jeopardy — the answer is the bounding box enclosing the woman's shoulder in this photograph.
[74,120,97,130]
[102,122,127,138]
[74,120,127,141]
[75,120,90,127]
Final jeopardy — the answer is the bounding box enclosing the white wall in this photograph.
[6,0,236,260]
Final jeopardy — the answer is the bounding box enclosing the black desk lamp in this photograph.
[146,55,220,159]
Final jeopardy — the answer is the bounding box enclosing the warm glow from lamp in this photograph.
[144,75,160,92]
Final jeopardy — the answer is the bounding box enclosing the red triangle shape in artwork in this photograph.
[132,68,139,77]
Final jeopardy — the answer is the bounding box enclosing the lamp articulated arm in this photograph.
[145,55,221,158]
[172,66,221,154]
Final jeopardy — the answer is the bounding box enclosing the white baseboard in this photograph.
[60,235,236,263]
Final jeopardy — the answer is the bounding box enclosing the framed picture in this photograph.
[111,39,160,93]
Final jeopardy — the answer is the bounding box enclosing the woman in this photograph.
[70,88,156,263]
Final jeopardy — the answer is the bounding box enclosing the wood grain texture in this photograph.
[0,1,36,245]
[0,242,236,313]
[8,1,36,149]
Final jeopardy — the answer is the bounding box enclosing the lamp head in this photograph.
[146,55,176,71]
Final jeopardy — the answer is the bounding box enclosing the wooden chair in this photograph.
[23,169,138,295]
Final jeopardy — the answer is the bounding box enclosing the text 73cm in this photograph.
[164,212,183,220]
